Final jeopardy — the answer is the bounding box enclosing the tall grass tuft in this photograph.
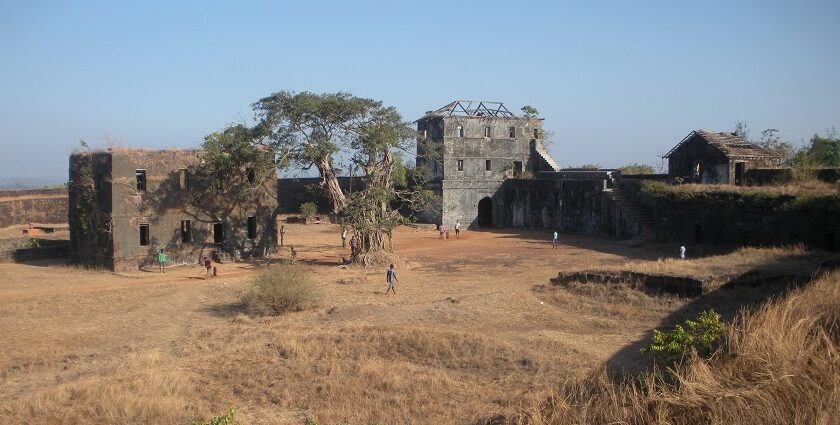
[242,265,318,315]
[517,270,840,424]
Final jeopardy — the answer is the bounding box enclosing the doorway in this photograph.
[735,162,745,185]
[477,197,493,228]
[213,222,225,244]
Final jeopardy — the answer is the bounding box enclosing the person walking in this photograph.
[341,227,347,248]
[203,256,213,278]
[279,225,285,247]
[455,220,460,239]
[157,249,167,273]
[679,245,686,259]
[552,230,559,249]
[385,263,398,294]
[439,224,446,240]
[290,246,297,263]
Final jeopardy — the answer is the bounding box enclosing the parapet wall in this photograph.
[0,188,68,228]
[631,184,840,250]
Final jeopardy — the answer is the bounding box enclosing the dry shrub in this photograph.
[517,271,840,425]
[242,265,318,315]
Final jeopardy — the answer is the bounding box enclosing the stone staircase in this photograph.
[534,142,560,172]
[201,246,237,264]
[604,189,656,240]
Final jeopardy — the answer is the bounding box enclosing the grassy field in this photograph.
[0,223,834,424]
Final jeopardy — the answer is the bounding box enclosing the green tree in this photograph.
[252,91,381,213]
[755,128,796,166]
[520,105,539,118]
[619,163,656,175]
[341,103,432,260]
[806,129,840,167]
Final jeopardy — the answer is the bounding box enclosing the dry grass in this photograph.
[570,245,830,282]
[1,225,835,424]
[0,351,209,424]
[242,265,319,315]
[651,180,838,196]
[517,270,840,425]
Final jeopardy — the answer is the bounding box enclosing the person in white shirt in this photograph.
[552,231,559,249]
[680,245,686,259]
[455,221,461,239]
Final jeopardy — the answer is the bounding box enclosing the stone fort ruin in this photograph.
[68,149,277,271]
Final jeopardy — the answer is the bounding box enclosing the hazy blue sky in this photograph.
[1,0,838,181]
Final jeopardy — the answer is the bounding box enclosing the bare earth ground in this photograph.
[0,224,767,424]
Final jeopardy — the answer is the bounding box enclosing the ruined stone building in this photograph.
[664,130,778,185]
[416,100,561,228]
[69,149,277,271]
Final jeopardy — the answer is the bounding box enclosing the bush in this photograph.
[300,202,317,220]
[242,265,318,315]
[192,408,240,425]
[641,309,725,365]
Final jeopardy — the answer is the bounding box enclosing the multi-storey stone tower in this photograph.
[416,100,559,228]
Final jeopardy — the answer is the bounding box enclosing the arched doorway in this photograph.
[477,197,493,228]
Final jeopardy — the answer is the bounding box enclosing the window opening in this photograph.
[135,169,146,192]
[213,222,225,244]
[485,159,491,171]
[247,216,257,239]
[139,223,150,246]
[457,159,464,171]
[181,220,192,243]
[508,127,516,138]
[456,126,464,138]
[484,126,491,137]
[179,169,188,190]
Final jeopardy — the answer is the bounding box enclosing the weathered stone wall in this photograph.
[499,178,605,234]
[745,168,840,185]
[635,188,840,250]
[276,177,365,214]
[70,150,278,271]
[417,114,547,228]
[0,188,68,228]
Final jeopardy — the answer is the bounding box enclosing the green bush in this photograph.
[242,265,318,315]
[641,310,725,365]
[192,408,240,425]
[299,202,317,220]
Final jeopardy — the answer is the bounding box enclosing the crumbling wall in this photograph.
[499,178,605,234]
[637,187,840,250]
[0,188,68,228]
[276,177,365,214]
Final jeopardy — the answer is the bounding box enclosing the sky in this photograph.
[1,0,839,182]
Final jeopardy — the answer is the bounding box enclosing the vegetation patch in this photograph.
[242,265,319,315]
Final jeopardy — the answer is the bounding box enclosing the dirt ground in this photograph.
[0,224,698,424]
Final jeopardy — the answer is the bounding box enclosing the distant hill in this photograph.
[0,177,66,190]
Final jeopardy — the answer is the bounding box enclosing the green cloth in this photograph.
[157,252,167,263]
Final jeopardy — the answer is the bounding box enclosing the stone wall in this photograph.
[499,178,605,233]
[634,186,840,250]
[276,177,365,214]
[0,188,68,228]
[70,150,278,271]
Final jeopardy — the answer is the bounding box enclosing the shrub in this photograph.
[242,265,318,315]
[299,202,317,220]
[192,408,240,425]
[641,309,725,365]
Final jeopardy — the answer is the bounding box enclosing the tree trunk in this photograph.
[315,155,346,213]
